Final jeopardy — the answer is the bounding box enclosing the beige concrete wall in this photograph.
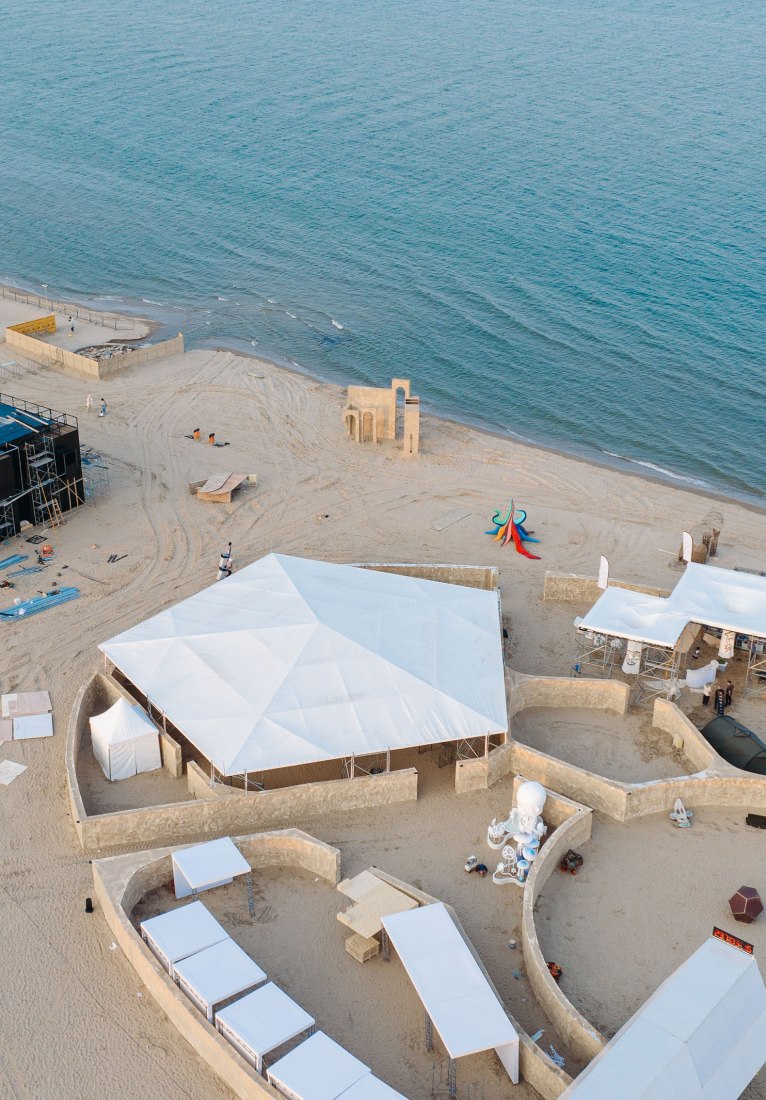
[507,674,630,718]
[159,730,183,779]
[454,741,515,794]
[5,326,183,380]
[509,742,631,818]
[360,562,499,591]
[92,830,339,1100]
[542,571,672,602]
[522,804,604,1064]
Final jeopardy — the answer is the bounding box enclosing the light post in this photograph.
[42,284,49,313]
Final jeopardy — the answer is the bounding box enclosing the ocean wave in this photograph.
[602,451,710,489]
[331,319,344,330]
[140,298,164,305]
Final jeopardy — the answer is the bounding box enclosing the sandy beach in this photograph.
[2,292,766,1099]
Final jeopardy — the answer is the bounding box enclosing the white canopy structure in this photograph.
[100,554,507,777]
[267,1031,371,1100]
[140,900,229,976]
[89,697,161,781]
[580,563,766,648]
[172,837,251,900]
[173,938,267,1022]
[560,936,766,1098]
[381,902,519,1084]
[337,1076,407,1100]
[216,982,315,1073]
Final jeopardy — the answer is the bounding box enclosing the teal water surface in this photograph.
[2,0,765,499]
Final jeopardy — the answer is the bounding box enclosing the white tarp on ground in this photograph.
[579,563,766,648]
[381,902,519,1083]
[267,1031,370,1100]
[89,697,161,781]
[172,836,251,899]
[173,937,267,1022]
[99,554,507,776]
[140,900,229,976]
[560,937,766,1099]
[216,982,315,1072]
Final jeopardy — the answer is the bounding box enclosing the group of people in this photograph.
[702,678,734,716]
[85,394,108,416]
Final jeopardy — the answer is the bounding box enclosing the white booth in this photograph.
[140,900,229,976]
[267,1031,371,1100]
[173,937,267,1022]
[216,981,315,1072]
[89,697,161,781]
[172,836,251,900]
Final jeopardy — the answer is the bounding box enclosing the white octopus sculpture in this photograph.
[488,780,547,886]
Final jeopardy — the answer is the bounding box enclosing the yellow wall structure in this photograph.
[8,314,56,336]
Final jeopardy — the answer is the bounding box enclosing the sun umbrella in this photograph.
[729,886,764,924]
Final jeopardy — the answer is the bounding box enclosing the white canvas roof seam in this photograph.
[100,554,507,776]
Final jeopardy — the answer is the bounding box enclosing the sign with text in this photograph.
[713,926,754,955]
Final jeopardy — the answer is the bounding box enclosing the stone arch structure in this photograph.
[342,378,419,455]
[343,408,360,442]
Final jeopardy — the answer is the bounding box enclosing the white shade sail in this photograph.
[173,938,267,1022]
[140,900,229,975]
[216,982,315,1072]
[560,937,766,1098]
[579,563,766,648]
[100,554,507,776]
[381,902,518,1082]
[172,836,251,899]
[267,1031,370,1100]
[89,697,161,781]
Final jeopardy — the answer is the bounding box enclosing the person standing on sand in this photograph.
[99,398,107,417]
[725,679,734,707]
[702,681,711,707]
[86,394,93,413]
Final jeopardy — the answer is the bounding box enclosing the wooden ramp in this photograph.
[195,473,250,503]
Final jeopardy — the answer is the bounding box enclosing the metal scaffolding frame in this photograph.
[634,644,683,707]
[571,628,625,680]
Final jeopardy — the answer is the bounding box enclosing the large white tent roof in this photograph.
[267,1031,370,1100]
[100,554,507,776]
[560,936,766,1098]
[579,563,766,648]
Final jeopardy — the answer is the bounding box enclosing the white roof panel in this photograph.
[173,938,266,1012]
[268,1031,370,1100]
[337,1075,407,1100]
[172,837,250,891]
[100,554,507,776]
[140,900,228,965]
[381,902,517,1060]
[580,563,766,649]
[561,937,766,1098]
[216,982,314,1061]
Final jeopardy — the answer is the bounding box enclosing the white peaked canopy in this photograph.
[579,563,766,648]
[216,982,315,1072]
[172,837,251,900]
[173,938,267,1022]
[560,937,766,1098]
[267,1031,371,1100]
[100,554,507,776]
[89,697,161,781]
[381,902,519,1083]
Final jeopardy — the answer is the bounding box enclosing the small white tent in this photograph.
[90,697,162,781]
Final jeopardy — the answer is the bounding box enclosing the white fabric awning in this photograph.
[172,837,250,900]
[560,936,766,1098]
[579,563,766,649]
[381,902,518,1081]
[336,1076,407,1100]
[173,938,266,1022]
[100,554,507,776]
[216,982,315,1073]
[140,901,229,974]
[267,1031,370,1100]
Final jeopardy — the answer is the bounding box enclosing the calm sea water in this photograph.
[2,0,765,501]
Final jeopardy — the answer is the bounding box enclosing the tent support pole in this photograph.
[350,752,355,779]
[484,734,489,758]
[244,771,248,793]
[386,748,390,773]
